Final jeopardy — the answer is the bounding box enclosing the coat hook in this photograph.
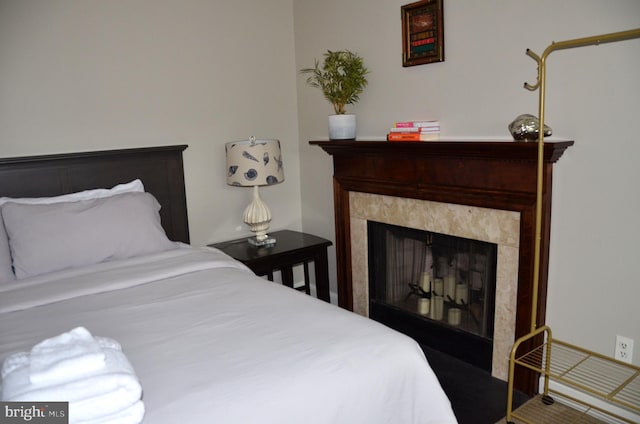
[523,48,541,91]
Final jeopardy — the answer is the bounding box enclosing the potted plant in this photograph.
[301,50,369,140]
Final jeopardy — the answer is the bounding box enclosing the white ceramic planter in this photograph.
[328,114,356,140]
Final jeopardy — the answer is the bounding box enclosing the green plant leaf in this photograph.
[301,50,369,115]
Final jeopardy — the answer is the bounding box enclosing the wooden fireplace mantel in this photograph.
[311,138,573,394]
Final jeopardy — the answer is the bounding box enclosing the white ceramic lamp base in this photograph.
[243,185,276,246]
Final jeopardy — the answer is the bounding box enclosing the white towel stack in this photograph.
[1,327,144,424]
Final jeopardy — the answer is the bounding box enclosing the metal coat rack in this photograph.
[506,28,640,424]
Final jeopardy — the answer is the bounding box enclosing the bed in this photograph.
[0,145,456,424]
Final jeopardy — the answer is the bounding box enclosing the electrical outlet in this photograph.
[614,335,634,363]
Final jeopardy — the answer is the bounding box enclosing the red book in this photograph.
[387,132,440,142]
[387,132,422,142]
[395,120,439,129]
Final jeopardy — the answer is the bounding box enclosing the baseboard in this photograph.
[542,379,640,424]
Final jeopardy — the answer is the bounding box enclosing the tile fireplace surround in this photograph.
[350,193,519,380]
[311,139,573,395]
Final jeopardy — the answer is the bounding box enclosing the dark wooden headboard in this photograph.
[0,145,190,243]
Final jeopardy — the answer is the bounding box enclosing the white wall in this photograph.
[0,0,302,246]
[294,0,640,364]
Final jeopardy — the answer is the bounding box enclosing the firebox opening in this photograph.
[368,221,498,371]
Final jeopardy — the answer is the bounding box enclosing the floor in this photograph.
[421,345,619,424]
[420,345,530,424]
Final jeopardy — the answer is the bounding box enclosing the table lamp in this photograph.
[225,136,284,246]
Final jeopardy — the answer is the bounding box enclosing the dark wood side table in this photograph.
[209,230,332,302]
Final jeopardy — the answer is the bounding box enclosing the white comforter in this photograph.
[0,246,456,424]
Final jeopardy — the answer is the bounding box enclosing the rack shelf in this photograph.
[507,326,640,423]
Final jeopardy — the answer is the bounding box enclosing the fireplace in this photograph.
[351,192,519,380]
[368,221,497,371]
[311,139,572,395]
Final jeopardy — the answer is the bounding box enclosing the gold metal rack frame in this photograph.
[506,28,640,424]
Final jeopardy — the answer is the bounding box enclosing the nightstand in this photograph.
[209,230,332,302]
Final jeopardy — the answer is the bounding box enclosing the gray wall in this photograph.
[0,0,302,246]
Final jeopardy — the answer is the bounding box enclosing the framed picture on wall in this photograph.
[401,0,444,67]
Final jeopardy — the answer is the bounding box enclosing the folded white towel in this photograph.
[1,335,143,424]
[29,326,105,385]
[1,352,29,380]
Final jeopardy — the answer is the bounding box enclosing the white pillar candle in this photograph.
[448,308,461,326]
[434,278,444,296]
[418,298,430,315]
[455,283,468,305]
[437,257,448,276]
[444,275,456,302]
[419,272,431,293]
[430,296,444,321]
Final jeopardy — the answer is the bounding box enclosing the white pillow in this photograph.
[0,179,144,206]
[0,179,144,283]
[3,192,176,279]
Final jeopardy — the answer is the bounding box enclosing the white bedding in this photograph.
[0,246,456,423]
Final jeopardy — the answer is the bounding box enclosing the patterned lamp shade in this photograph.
[225,137,284,187]
[225,137,284,246]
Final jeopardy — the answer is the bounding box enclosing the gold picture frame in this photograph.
[402,0,444,67]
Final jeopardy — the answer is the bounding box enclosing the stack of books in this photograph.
[387,120,440,142]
